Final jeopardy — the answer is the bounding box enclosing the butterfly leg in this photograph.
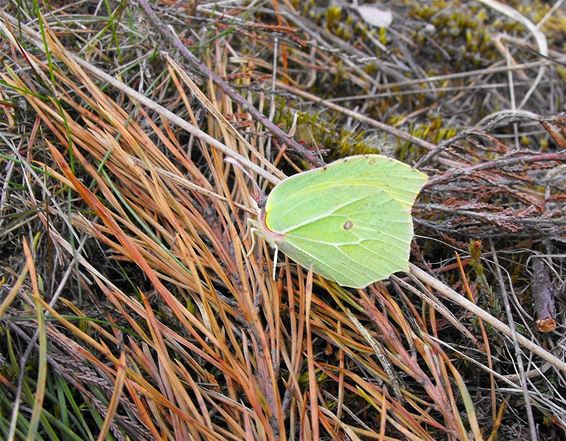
[246,217,259,257]
[272,246,279,281]
[247,228,258,258]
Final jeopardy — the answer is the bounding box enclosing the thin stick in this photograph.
[321,60,557,95]
[478,0,547,109]
[409,264,566,374]
[530,257,557,333]
[489,241,538,441]
[426,152,566,186]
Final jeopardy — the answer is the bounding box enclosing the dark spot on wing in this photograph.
[368,158,376,165]
[343,220,353,230]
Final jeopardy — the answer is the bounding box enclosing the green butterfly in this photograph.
[252,154,428,288]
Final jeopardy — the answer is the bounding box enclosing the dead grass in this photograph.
[0,1,565,440]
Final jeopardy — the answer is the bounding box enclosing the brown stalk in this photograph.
[530,257,557,333]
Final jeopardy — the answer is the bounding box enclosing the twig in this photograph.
[531,257,557,333]
[477,109,543,128]
[417,127,497,168]
[426,152,566,186]
[478,0,548,109]
[138,0,324,167]
[420,204,565,227]
[489,241,538,441]
[409,264,566,374]
[320,59,557,95]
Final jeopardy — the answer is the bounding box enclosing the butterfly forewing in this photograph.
[260,155,428,288]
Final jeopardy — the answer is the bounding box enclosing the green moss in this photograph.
[408,2,502,68]
[273,102,380,159]
[260,0,564,169]
[378,27,388,45]
[325,5,342,30]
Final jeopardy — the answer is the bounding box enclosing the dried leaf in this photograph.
[356,4,393,28]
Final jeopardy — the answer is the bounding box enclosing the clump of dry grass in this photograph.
[1,1,565,440]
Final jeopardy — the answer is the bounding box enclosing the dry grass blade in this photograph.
[21,240,47,441]
[96,351,127,441]
[1,1,565,440]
